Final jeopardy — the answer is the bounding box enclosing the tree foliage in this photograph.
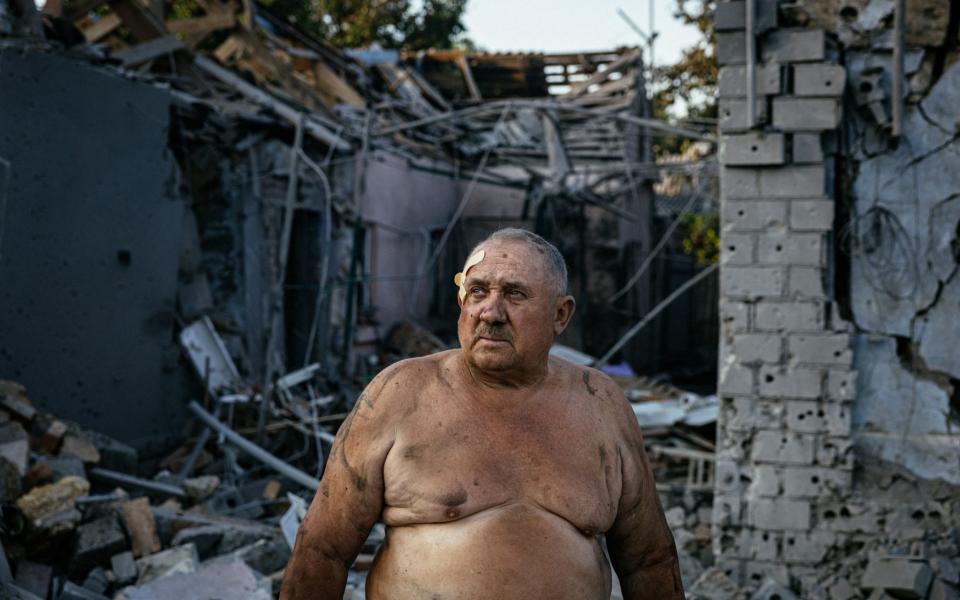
[652,0,717,155]
[258,0,469,51]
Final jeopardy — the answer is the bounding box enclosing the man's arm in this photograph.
[603,376,684,600]
[280,364,401,600]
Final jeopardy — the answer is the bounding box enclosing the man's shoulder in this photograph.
[550,357,623,396]
[358,351,455,408]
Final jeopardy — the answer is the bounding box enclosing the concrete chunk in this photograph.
[72,515,128,578]
[111,551,138,586]
[134,543,199,585]
[119,559,271,600]
[15,475,89,523]
[861,558,933,599]
[13,561,51,599]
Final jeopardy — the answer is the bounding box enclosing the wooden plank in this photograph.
[80,13,120,42]
[313,61,364,108]
[166,11,235,35]
[113,35,184,66]
[561,48,641,98]
[457,53,482,102]
[109,0,167,41]
[213,33,242,62]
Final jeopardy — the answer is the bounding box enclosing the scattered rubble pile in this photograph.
[0,377,320,600]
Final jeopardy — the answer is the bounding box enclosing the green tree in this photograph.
[652,0,717,155]
[259,0,469,51]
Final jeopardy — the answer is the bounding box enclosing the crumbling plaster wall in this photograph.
[714,0,960,594]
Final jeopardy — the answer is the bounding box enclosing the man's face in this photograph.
[457,240,573,375]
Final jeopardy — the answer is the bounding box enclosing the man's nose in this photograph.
[478,293,507,323]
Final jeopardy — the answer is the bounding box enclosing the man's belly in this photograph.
[366,502,612,600]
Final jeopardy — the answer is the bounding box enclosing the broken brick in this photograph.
[15,475,89,523]
[60,435,101,464]
[41,420,68,454]
[119,497,161,557]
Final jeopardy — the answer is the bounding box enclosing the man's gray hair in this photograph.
[470,228,569,295]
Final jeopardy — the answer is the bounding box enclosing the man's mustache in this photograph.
[474,324,513,344]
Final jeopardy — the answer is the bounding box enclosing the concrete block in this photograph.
[722,397,783,431]
[816,437,854,469]
[790,199,834,231]
[719,97,769,131]
[82,567,109,595]
[757,232,824,266]
[783,466,852,498]
[207,538,290,577]
[714,460,741,495]
[826,370,856,401]
[721,232,756,265]
[861,558,933,599]
[761,29,825,63]
[713,495,744,527]
[722,266,785,298]
[120,497,162,558]
[822,403,851,436]
[732,333,783,363]
[782,531,836,564]
[751,430,816,465]
[111,551,137,586]
[755,301,822,331]
[715,1,747,31]
[788,266,827,299]
[718,31,747,65]
[758,165,826,198]
[722,200,786,232]
[792,133,824,163]
[718,64,783,97]
[752,530,781,562]
[720,301,750,331]
[759,366,822,399]
[751,465,782,496]
[794,63,846,97]
[773,97,841,131]
[785,400,826,433]
[72,515,128,578]
[788,334,853,366]
[135,544,199,585]
[719,361,754,396]
[749,498,812,529]
[721,133,786,166]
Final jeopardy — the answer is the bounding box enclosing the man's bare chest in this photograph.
[380,393,623,535]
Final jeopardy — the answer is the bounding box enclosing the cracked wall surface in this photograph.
[715,0,960,595]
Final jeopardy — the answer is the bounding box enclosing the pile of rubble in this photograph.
[0,378,336,600]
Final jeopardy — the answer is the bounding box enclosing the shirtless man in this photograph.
[281,228,683,600]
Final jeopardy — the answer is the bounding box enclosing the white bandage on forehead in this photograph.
[453,250,485,303]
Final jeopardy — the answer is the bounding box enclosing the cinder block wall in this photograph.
[713,1,857,590]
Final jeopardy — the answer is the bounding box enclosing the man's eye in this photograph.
[507,289,526,298]
[470,287,485,295]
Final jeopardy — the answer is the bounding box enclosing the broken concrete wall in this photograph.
[714,0,960,595]
[0,45,190,447]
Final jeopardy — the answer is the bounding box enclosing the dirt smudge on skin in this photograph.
[583,371,598,397]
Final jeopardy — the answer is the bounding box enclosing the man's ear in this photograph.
[553,295,576,335]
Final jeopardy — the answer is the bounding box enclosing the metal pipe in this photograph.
[89,468,187,498]
[596,262,719,367]
[892,0,905,137]
[188,401,322,490]
[745,0,756,128]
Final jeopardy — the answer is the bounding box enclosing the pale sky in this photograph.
[462,0,703,68]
